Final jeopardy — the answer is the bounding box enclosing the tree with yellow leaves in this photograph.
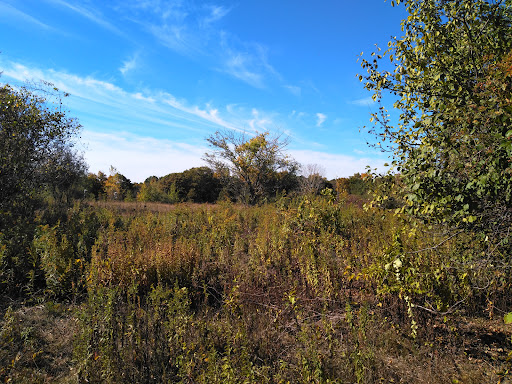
[204,130,298,204]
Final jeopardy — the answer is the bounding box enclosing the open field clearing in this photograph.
[2,198,511,383]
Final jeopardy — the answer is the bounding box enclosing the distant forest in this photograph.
[85,166,371,204]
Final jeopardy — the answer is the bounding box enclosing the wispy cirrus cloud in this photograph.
[220,36,278,88]
[220,31,281,88]
[284,85,301,97]
[121,1,226,56]
[117,1,280,88]
[0,2,55,31]
[290,110,306,119]
[248,108,274,132]
[1,60,282,139]
[148,23,204,56]
[36,0,282,89]
[350,96,376,107]
[316,113,327,127]
[44,0,125,36]
[200,5,230,27]
[119,53,139,76]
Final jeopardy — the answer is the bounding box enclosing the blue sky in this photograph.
[0,0,408,182]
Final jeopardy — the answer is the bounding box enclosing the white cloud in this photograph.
[289,110,306,120]
[316,113,327,127]
[149,23,204,57]
[133,92,155,103]
[125,0,190,22]
[200,5,230,27]
[284,85,301,96]
[290,149,387,179]
[350,96,376,107]
[125,1,229,57]
[39,0,282,89]
[45,0,124,36]
[248,108,273,132]
[1,61,238,132]
[81,130,207,182]
[0,3,55,31]
[218,33,281,88]
[120,54,139,75]
[118,1,280,88]
[223,52,265,88]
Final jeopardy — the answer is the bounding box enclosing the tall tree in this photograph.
[204,131,298,204]
[0,83,86,294]
[361,0,512,237]
[360,0,512,317]
[104,167,134,201]
[299,164,327,195]
[84,171,107,200]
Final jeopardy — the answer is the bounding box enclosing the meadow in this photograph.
[3,1,512,381]
[2,194,511,383]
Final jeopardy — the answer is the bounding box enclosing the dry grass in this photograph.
[88,200,219,215]
[0,300,78,383]
[89,200,180,214]
[2,198,512,383]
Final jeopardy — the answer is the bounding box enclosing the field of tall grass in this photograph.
[1,195,511,383]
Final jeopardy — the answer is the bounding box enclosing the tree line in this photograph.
[81,130,371,205]
[84,165,370,205]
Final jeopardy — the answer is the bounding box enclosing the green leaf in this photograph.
[504,312,512,324]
